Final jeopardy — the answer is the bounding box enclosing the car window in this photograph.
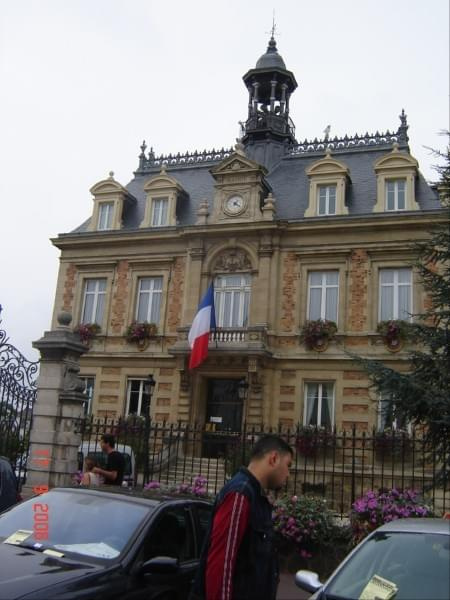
[0,490,152,561]
[326,531,450,600]
[142,506,195,563]
[195,505,212,555]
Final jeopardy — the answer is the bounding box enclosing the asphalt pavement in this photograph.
[277,572,309,599]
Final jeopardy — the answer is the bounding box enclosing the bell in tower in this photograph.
[241,35,298,169]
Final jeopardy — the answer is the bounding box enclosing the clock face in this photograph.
[225,194,245,215]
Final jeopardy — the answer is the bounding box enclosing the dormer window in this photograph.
[305,151,350,218]
[374,145,419,213]
[98,202,114,230]
[386,179,406,211]
[318,185,337,216]
[141,166,186,229]
[151,197,169,227]
[88,173,136,232]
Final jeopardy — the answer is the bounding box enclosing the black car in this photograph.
[0,486,212,600]
[0,457,20,513]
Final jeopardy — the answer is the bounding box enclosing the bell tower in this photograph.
[242,36,298,169]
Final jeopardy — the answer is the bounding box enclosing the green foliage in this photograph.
[351,138,450,484]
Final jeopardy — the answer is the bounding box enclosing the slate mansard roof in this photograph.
[70,122,440,236]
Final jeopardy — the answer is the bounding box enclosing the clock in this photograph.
[224,194,245,215]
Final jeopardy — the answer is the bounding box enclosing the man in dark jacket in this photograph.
[93,434,125,486]
[190,434,293,600]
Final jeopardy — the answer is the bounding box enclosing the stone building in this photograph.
[51,36,442,437]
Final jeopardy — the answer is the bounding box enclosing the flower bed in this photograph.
[272,493,351,577]
[143,475,211,499]
[350,488,433,544]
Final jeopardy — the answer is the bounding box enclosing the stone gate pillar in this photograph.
[21,312,87,498]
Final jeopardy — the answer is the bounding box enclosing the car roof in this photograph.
[376,518,450,535]
[50,486,212,507]
[78,443,134,453]
[0,457,14,471]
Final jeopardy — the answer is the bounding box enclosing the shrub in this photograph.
[350,488,433,543]
[271,494,339,558]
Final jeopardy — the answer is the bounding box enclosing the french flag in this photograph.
[188,283,216,370]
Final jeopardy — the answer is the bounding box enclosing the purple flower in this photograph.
[144,480,161,490]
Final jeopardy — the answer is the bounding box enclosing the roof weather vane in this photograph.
[266,10,278,40]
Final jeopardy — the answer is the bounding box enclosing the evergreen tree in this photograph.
[352,138,450,483]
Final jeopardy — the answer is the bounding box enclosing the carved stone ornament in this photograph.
[213,249,252,273]
[63,363,85,393]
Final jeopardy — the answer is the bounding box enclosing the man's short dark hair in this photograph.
[101,434,116,448]
[249,434,293,460]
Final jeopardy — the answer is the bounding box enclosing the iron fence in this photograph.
[76,417,449,517]
[0,315,38,487]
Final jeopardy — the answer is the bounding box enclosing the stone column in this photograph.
[21,312,87,498]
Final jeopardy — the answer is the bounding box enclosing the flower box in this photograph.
[75,323,101,345]
[126,321,158,350]
[295,426,334,457]
[376,319,410,352]
[300,319,337,351]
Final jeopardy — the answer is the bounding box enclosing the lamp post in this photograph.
[237,379,249,465]
[237,378,249,402]
[142,374,155,484]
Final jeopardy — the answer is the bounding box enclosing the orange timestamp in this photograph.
[31,448,51,540]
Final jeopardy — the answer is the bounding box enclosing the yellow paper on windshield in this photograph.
[3,530,33,545]
[43,549,65,557]
[359,574,398,600]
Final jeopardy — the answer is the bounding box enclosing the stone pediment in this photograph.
[374,146,418,172]
[90,178,132,197]
[210,151,267,180]
[306,155,350,178]
[143,167,185,194]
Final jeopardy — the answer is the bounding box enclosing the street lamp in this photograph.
[143,374,156,484]
[237,378,249,401]
[237,379,249,465]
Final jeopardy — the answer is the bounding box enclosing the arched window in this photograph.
[214,274,251,327]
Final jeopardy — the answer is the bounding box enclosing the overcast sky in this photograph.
[1,0,449,362]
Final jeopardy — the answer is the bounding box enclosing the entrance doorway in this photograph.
[203,379,243,458]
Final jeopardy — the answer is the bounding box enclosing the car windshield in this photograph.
[0,489,152,561]
[325,531,450,600]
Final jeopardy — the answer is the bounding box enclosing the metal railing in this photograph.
[76,418,449,517]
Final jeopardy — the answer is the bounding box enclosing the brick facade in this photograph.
[348,249,369,332]
[111,260,129,334]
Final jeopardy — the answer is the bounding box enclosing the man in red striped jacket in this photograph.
[190,435,293,600]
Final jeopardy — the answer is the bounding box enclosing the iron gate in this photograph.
[0,311,38,488]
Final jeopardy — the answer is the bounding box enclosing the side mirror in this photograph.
[140,556,179,575]
[295,569,323,593]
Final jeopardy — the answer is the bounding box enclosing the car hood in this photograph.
[0,542,101,599]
